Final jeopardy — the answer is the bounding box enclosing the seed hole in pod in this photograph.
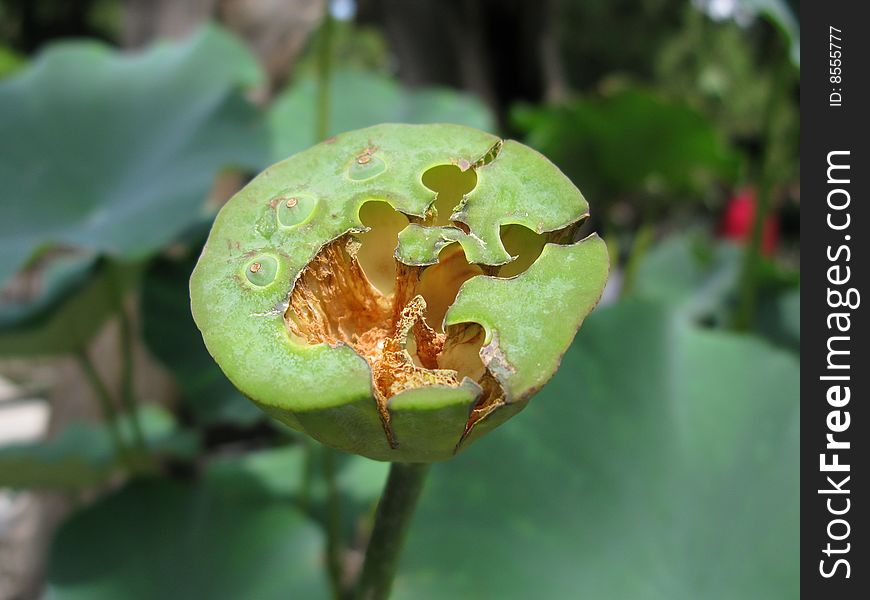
[245,255,279,286]
[348,153,386,181]
[421,164,478,227]
[276,192,317,228]
[356,201,410,294]
[438,322,487,383]
[497,224,548,278]
[415,244,483,332]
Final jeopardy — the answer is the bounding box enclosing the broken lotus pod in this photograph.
[190,123,609,462]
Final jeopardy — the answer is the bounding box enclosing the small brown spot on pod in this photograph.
[349,154,386,181]
[273,192,317,228]
[245,255,279,286]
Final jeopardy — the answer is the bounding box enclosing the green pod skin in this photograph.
[190,123,608,462]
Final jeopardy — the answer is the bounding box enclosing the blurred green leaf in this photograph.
[776,286,799,341]
[632,232,742,323]
[206,443,389,543]
[205,441,390,552]
[0,252,98,328]
[268,69,495,161]
[630,232,799,353]
[205,445,307,499]
[741,0,800,66]
[124,403,201,460]
[335,453,389,505]
[0,405,196,489]
[0,45,25,78]
[0,420,114,488]
[0,259,136,357]
[0,24,269,287]
[207,443,389,506]
[46,476,329,599]
[141,251,263,426]
[755,286,800,353]
[513,87,739,207]
[395,300,798,599]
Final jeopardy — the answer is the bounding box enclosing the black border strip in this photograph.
[802,1,868,596]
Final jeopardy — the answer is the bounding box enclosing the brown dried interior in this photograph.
[285,222,501,445]
[284,165,558,447]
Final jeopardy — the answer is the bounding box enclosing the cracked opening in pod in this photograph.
[284,162,578,449]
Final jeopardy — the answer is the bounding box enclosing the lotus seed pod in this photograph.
[191,124,609,462]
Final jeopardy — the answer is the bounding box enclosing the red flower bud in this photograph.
[718,188,779,255]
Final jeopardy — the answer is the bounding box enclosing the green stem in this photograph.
[355,463,430,600]
[602,222,620,281]
[621,222,654,297]
[117,298,146,452]
[733,55,793,330]
[107,261,146,454]
[314,8,335,143]
[75,349,127,462]
[299,438,316,513]
[324,448,344,598]
[733,178,773,330]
